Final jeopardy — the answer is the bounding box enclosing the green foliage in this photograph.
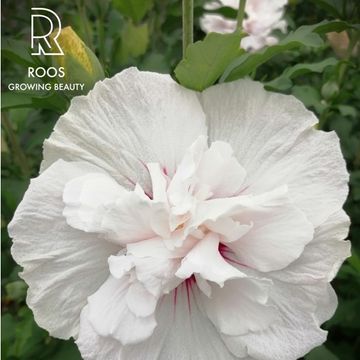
[305,345,339,360]
[265,58,338,91]
[113,0,154,23]
[2,39,40,67]
[116,21,149,64]
[175,32,244,91]
[221,21,354,82]
[2,92,69,113]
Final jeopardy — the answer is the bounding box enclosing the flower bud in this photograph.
[321,80,339,101]
[50,26,105,95]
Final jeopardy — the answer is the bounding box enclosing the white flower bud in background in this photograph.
[200,0,288,51]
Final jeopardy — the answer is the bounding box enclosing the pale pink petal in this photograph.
[270,210,351,283]
[42,68,207,193]
[202,277,278,336]
[8,160,119,339]
[201,79,348,228]
[63,172,126,235]
[176,233,246,285]
[87,275,157,345]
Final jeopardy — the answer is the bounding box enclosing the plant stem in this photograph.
[182,0,193,58]
[1,112,31,178]
[236,0,246,31]
[338,29,359,85]
[97,18,106,68]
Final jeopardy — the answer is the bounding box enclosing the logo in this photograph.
[31,7,63,56]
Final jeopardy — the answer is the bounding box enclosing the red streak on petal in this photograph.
[174,288,178,308]
[185,275,195,313]
[144,191,153,200]
[173,275,196,315]
[219,243,248,267]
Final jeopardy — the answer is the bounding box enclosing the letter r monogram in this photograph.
[31,7,63,56]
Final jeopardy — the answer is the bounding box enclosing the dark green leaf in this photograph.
[265,58,338,91]
[2,38,37,67]
[310,0,343,19]
[2,92,69,113]
[291,85,326,114]
[305,345,339,360]
[221,21,356,82]
[113,0,153,23]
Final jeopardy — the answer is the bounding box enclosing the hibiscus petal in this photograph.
[196,141,246,198]
[202,277,278,336]
[63,172,126,235]
[76,306,121,360]
[175,233,246,286]
[87,275,157,345]
[167,135,208,215]
[42,68,207,192]
[78,286,238,360]
[127,236,197,259]
[228,202,314,272]
[228,280,330,360]
[205,217,253,243]
[269,210,351,283]
[101,191,161,244]
[8,160,119,339]
[201,79,348,227]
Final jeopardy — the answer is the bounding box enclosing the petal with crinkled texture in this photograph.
[77,286,238,360]
[270,210,351,283]
[76,306,121,360]
[200,80,348,227]
[42,68,207,192]
[227,280,331,360]
[8,160,119,339]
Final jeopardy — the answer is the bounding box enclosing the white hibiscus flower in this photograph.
[200,0,288,51]
[9,68,350,360]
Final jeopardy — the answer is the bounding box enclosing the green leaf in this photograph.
[113,0,153,23]
[221,21,355,82]
[1,92,32,110]
[337,104,357,118]
[313,20,359,35]
[5,280,27,301]
[117,21,149,63]
[175,32,244,91]
[1,179,29,213]
[2,92,69,113]
[310,0,343,19]
[8,307,47,358]
[51,341,81,360]
[350,170,360,201]
[291,85,326,114]
[1,314,16,359]
[2,38,37,67]
[305,345,339,360]
[348,250,360,273]
[265,58,338,91]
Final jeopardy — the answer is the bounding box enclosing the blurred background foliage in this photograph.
[1,0,360,359]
